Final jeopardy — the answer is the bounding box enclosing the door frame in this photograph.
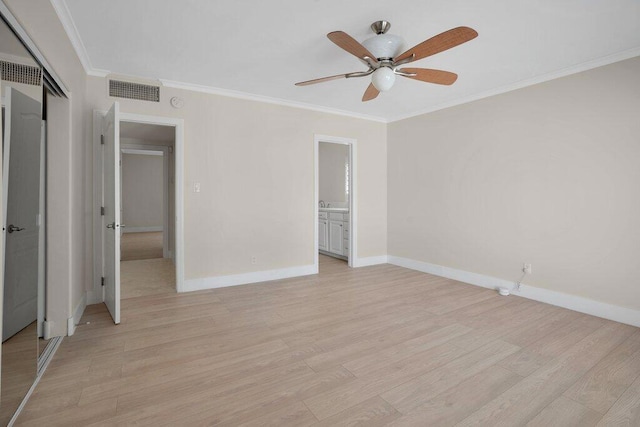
[314,134,357,271]
[92,110,185,303]
[120,144,171,259]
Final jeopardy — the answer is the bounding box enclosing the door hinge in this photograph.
[101,277,105,287]
[101,206,105,216]
[100,134,105,145]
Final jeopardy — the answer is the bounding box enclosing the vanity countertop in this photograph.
[319,207,349,213]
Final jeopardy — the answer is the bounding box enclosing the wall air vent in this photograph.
[109,79,160,102]
[0,61,42,86]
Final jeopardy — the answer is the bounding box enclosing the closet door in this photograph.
[2,88,41,341]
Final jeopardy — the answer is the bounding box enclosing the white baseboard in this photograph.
[122,226,163,233]
[353,255,389,267]
[43,320,53,340]
[388,256,640,328]
[67,293,87,336]
[183,264,317,292]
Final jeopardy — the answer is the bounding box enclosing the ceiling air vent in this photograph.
[0,61,42,86]
[109,79,160,102]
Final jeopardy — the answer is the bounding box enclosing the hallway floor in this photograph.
[120,231,175,299]
[121,232,163,261]
[121,258,175,299]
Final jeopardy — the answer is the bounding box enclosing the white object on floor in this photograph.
[498,287,510,296]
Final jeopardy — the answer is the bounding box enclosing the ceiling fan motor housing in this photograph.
[362,33,405,60]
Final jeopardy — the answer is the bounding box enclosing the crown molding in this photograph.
[388,46,640,123]
[159,79,388,123]
[50,0,94,74]
[87,68,110,77]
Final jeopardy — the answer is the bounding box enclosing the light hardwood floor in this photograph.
[16,256,640,426]
[121,231,163,261]
[121,258,175,299]
[120,231,175,299]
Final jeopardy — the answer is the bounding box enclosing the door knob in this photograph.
[7,224,24,233]
[106,222,115,229]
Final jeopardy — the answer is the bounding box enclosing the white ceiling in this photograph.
[59,0,640,122]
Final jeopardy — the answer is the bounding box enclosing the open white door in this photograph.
[2,88,42,340]
[103,102,120,324]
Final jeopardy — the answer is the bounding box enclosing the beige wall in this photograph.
[121,153,163,229]
[319,142,349,206]
[86,78,388,282]
[388,56,640,311]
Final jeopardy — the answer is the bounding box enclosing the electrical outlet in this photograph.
[251,256,257,265]
[193,182,201,193]
[523,263,532,274]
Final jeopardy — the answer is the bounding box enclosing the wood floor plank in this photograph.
[314,396,401,426]
[388,366,522,427]
[564,330,640,414]
[596,373,640,426]
[457,322,636,426]
[19,397,117,427]
[16,255,640,426]
[342,323,471,377]
[235,401,318,427]
[450,299,559,351]
[142,367,355,425]
[527,396,602,427]
[304,314,446,372]
[380,339,520,414]
[500,313,606,377]
[304,342,468,420]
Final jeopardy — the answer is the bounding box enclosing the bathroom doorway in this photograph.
[314,135,357,271]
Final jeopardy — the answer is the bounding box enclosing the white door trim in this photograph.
[120,143,170,258]
[91,111,103,304]
[92,111,185,299]
[314,134,357,271]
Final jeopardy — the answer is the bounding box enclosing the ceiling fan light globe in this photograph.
[372,67,396,92]
[362,33,405,59]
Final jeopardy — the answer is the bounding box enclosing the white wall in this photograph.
[388,56,640,312]
[319,142,348,206]
[121,153,163,230]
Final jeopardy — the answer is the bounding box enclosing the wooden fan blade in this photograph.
[394,27,478,63]
[295,74,348,86]
[398,68,458,85]
[328,31,377,62]
[362,83,379,102]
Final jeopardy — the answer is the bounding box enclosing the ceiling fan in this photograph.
[295,21,478,101]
